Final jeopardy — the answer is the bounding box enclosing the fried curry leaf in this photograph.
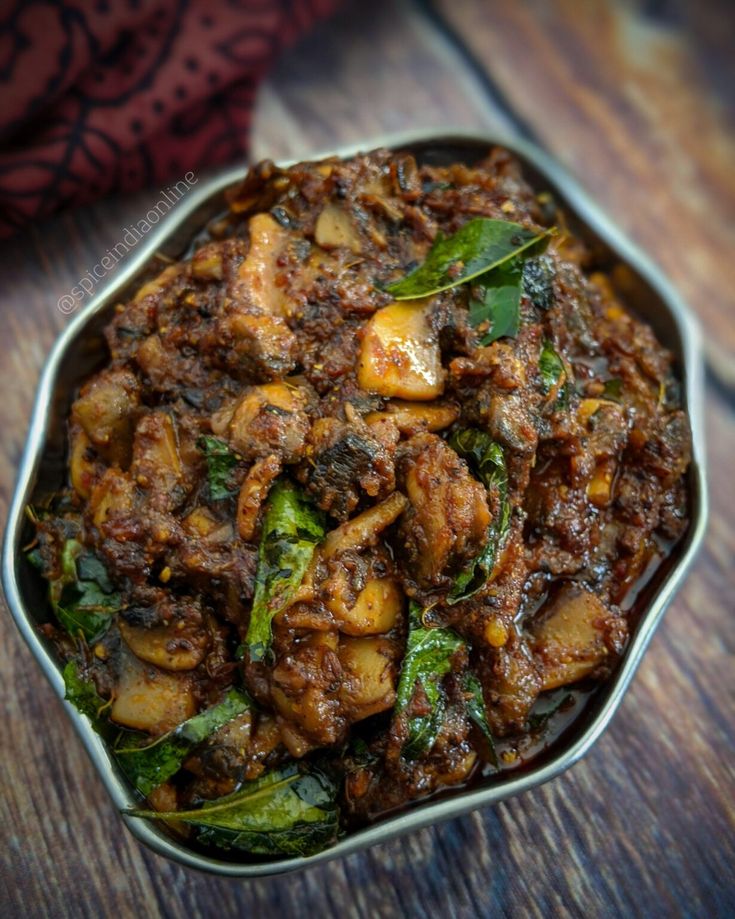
[469,259,523,345]
[62,661,117,743]
[447,429,511,603]
[115,689,252,796]
[75,553,116,592]
[539,340,571,409]
[464,672,498,767]
[64,663,253,796]
[197,435,239,501]
[527,692,574,733]
[246,480,326,662]
[131,762,340,857]
[51,540,119,642]
[396,603,465,758]
[448,428,508,494]
[56,582,119,643]
[539,339,564,392]
[386,218,546,300]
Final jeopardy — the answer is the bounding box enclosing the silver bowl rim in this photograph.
[1,128,708,877]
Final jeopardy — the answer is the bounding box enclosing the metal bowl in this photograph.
[1,131,708,877]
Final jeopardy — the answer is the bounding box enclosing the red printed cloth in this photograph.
[0,0,340,237]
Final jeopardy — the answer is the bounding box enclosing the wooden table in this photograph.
[1,1,733,916]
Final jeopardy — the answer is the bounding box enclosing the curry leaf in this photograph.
[63,660,106,723]
[447,429,511,603]
[539,340,570,409]
[131,762,340,857]
[64,662,254,796]
[56,581,119,642]
[76,553,115,592]
[469,260,523,344]
[51,540,119,642]
[197,435,239,501]
[115,689,252,796]
[539,340,565,393]
[464,672,498,767]
[396,603,465,758]
[386,218,546,300]
[62,661,117,743]
[246,480,325,662]
[448,429,508,494]
[527,692,574,733]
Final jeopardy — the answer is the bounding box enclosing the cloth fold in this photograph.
[0,0,339,237]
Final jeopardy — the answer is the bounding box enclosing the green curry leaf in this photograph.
[197,435,239,501]
[539,340,571,409]
[246,480,325,662]
[469,260,523,345]
[115,689,252,796]
[395,603,465,758]
[446,429,511,603]
[527,692,574,733]
[131,762,340,857]
[464,672,498,767]
[51,540,119,642]
[539,339,565,393]
[56,581,119,642]
[62,661,118,743]
[64,663,253,797]
[386,218,546,300]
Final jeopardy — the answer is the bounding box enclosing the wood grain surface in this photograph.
[1,1,733,917]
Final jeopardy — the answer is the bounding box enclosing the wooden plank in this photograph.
[432,0,735,369]
[0,1,732,917]
[250,0,519,160]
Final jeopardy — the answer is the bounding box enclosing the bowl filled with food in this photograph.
[2,131,707,876]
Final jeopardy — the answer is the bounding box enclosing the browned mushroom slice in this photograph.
[72,369,140,468]
[315,203,362,253]
[530,584,612,691]
[119,618,209,672]
[364,400,459,435]
[358,299,444,400]
[110,648,196,734]
[326,575,403,636]
[212,382,311,464]
[235,212,292,317]
[397,433,490,588]
[338,636,399,721]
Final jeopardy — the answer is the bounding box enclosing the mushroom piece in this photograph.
[358,299,444,401]
[530,584,612,691]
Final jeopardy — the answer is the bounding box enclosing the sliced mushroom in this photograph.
[338,636,399,721]
[364,400,459,435]
[110,647,195,734]
[119,618,208,672]
[315,203,362,253]
[530,584,611,691]
[326,575,403,636]
[358,300,444,401]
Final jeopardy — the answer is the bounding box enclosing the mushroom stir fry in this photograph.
[29,148,691,857]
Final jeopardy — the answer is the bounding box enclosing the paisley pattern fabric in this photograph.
[0,0,340,237]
